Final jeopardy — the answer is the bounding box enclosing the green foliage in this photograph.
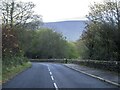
[67,42,79,59]
[2,0,42,70]
[15,27,35,54]
[16,28,80,59]
[24,28,69,59]
[76,40,89,59]
[3,55,29,67]
[2,62,31,83]
[77,1,120,61]
[1,0,42,84]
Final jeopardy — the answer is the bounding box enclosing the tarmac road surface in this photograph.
[3,62,118,89]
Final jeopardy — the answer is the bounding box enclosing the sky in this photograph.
[18,0,103,22]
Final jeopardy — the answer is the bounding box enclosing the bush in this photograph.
[3,55,29,68]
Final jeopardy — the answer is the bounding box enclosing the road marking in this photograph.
[48,66,50,72]
[50,72,52,75]
[47,66,59,90]
[65,65,120,87]
[51,76,54,80]
[54,83,58,90]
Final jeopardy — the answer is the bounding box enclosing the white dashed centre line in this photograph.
[48,67,50,72]
[50,72,52,75]
[47,66,59,90]
[54,83,58,90]
[51,76,54,80]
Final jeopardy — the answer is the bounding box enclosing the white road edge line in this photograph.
[74,68,120,87]
[66,66,120,87]
[54,83,58,90]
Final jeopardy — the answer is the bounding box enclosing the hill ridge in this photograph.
[43,20,87,41]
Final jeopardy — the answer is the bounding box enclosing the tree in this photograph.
[1,0,42,28]
[2,27,20,58]
[67,42,79,59]
[24,15,43,30]
[76,39,89,59]
[79,0,120,61]
[15,28,35,54]
[25,28,69,59]
[1,0,43,56]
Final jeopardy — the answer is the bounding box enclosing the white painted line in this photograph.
[67,66,120,87]
[50,72,52,75]
[74,68,120,87]
[48,66,50,72]
[54,83,58,90]
[47,66,58,90]
[51,76,54,80]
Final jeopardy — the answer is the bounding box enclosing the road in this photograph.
[3,62,118,88]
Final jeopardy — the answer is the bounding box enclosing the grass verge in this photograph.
[2,62,32,84]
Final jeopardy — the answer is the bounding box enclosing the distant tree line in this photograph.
[16,28,79,59]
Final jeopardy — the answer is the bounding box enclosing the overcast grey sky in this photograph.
[18,0,103,22]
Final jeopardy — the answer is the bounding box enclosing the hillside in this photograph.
[43,20,87,41]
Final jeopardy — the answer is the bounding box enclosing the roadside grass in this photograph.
[2,62,32,84]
